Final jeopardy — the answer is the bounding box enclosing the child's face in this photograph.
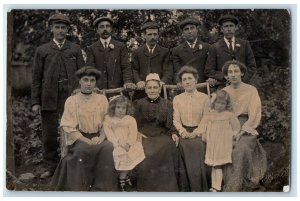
[214,99,227,112]
[115,102,127,118]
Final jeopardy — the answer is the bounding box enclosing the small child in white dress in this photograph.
[195,90,240,192]
[103,95,145,191]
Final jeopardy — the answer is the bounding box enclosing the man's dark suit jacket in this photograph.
[131,44,173,84]
[31,40,85,111]
[204,37,257,85]
[171,39,210,83]
[86,39,133,89]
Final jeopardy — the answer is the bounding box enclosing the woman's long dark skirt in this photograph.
[136,135,188,192]
[51,140,119,191]
[178,126,210,192]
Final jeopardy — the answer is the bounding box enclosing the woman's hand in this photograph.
[180,131,189,139]
[171,134,179,147]
[78,136,93,145]
[189,131,198,139]
[233,131,246,142]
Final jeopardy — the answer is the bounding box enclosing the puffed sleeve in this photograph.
[127,116,138,146]
[103,116,118,147]
[60,96,83,145]
[173,96,187,135]
[242,88,261,135]
[229,113,241,136]
[194,113,209,136]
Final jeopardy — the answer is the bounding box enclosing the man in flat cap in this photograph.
[31,13,85,178]
[131,21,173,100]
[86,16,134,92]
[205,14,257,88]
[171,18,210,91]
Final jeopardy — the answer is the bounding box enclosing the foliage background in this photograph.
[7,9,291,191]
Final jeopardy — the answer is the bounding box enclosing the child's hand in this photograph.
[121,143,130,152]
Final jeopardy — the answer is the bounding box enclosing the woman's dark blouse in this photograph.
[134,97,176,137]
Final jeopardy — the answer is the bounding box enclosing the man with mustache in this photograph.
[131,21,173,100]
[86,16,134,92]
[31,13,85,178]
[204,14,257,89]
[171,18,210,91]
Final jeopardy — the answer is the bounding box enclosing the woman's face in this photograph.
[79,75,96,94]
[145,80,161,100]
[181,73,197,92]
[226,64,243,85]
[115,102,127,118]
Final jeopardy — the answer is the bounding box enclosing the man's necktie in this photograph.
[104,41,108,49]
[228,40,236,60]
[58,43,63,49]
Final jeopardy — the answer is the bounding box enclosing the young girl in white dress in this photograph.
[103,95,145,191]
[195,90,240,192]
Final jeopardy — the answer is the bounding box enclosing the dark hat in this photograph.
[179,18,199,29]
[76,66,101,80]
[218,14,239,25]
[93,16,114,27]
[141,21,160,31]
[48,13,71,25]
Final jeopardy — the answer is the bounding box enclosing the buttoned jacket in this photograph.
[31,40,85,111]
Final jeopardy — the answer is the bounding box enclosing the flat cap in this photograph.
[218,14,239,25]
[179,18,199,29]
[48,13,71,25]
[141,21,160,31]
[93,16,114,27]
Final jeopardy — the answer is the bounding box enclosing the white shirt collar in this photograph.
[186,38,197,48]
[224,36,235,47]
[100,36,111,46]
[146,44,157,53]
[53,39,66,48]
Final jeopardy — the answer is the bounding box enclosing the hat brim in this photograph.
[93,17,114,27]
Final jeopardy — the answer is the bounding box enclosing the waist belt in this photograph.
[183,125,198,133]
[79,130,99,140]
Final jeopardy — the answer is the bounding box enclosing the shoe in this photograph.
[209,187,221,192]
[40,171,52,179]
[119,179,126,192]
[125,175,132,187]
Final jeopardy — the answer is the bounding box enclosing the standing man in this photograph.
[171,18,210,86]
[31,13,85,178]
[205,14,257,88]
[86,16,134,91]
[131,21,173,100]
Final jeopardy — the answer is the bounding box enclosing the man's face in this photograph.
[221,21,238,40]
[143,28,159,47]
[182,24,198,43]
[51,22,68,42]
[97,20,112,39]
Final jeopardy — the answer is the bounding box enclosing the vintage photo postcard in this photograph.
[6,8,292,193]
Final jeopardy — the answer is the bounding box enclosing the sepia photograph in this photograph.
[6,7,291,193]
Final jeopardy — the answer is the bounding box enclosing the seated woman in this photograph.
[173,66,210,192]
[134,73,186,192]
[51,66,119,191]
[222,60,267,191]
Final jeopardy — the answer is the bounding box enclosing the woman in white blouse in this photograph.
[51,66,119,191]
[222,60,267,191]
[173,66,210,191]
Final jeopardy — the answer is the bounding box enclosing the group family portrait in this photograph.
[6,8,291,193]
